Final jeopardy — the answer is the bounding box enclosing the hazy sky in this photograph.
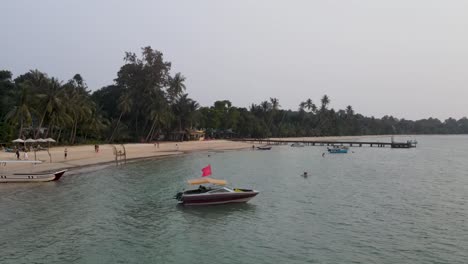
[2,0,468,120]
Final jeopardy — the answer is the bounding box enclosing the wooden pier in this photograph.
[233,138,416,148]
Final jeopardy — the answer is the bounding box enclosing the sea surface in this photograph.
[0,135,467,264]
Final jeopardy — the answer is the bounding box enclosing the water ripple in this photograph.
[1,136,468,263]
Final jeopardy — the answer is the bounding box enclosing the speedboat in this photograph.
[327,146,349,154]
[0,160,67,183]
[175,178,259,206]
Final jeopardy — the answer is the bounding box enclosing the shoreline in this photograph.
[0,140,252,175]
[0,134,445,175]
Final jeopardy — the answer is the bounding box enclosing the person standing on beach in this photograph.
[15,149,20,160]
[64,148,68,159]
[24,151,29,160]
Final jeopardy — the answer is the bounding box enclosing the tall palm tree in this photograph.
[346,105,354,116]
[187,100,200,129]
[260,101,271,113]
[5,83,35,138]
[34,78,64,138]
[83,106,108,140]
[109,92,133,142]
[305,98,317,113]
[299,101,306,112]
[172,94,199,140]
[167,73,186,103]
[320,95,330,111]
[270,98,280,111]
[146,105,171,142]
[65,86,92,144]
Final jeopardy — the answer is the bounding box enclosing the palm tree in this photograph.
[167,73,186,103]
[5,83,35,138]
[172,94,199,140]
[260,101,271,113]
[187,100,200,128]
[320,95,330,111]
[270,98,280,111]
[34,78,64,138]
[109,92,133,142]
[65,86,93,144]
[83,106,108,141]
[305,98,317,113]
[345,105,354,117]
[299,101,306,112]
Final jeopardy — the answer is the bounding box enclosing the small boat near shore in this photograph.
[291,143,305,147]
[0,160,67,183]
[327,146,349,154]
[257,146,272,150]
[175,178,259,206]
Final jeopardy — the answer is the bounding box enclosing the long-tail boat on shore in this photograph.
[0,160,67,183]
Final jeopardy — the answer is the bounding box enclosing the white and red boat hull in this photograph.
[0,170,67,183]
[178,190,259,206]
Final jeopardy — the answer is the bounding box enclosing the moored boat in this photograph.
[291,143,305,147]
[175,178,259,206]
[0,160,67,183]
[327,146,348,154]
[257,146,272,150]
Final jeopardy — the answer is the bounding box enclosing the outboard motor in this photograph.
[174,192,183,200]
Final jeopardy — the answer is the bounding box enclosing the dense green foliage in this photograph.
[1,46,467,144]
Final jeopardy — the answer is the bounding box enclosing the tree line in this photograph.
[1,46,467,144]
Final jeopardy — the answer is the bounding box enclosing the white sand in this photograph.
[0,140,252,174]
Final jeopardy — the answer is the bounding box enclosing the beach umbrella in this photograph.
[45,138,56,148]
[12,139,25,143]
[36,138,47,143]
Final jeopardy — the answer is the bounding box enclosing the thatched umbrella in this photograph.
[11,138,25,152]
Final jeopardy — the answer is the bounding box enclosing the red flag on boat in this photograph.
[201,165,212,177]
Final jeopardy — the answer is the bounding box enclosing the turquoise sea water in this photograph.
[0,135,467,263]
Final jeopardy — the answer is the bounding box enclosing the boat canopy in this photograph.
[187,178,227,186]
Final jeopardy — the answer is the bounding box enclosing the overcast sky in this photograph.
[2,0,468,120]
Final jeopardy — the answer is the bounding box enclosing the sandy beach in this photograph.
[0,135,417,174]
[0,140,252,174]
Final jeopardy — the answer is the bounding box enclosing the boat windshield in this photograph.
[207,187,233,193]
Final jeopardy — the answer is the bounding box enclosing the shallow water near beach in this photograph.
[1,135,467,264]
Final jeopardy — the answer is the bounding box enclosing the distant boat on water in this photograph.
[327,146,348,154]
[291,143,305,147]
